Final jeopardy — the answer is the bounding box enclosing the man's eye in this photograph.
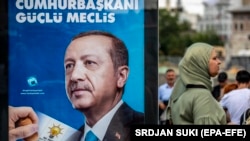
[85,60,98,69]
[65,64,74,69]
[86,60,96,65]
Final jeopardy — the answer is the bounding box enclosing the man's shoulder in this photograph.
[105,103,144,140]
[159,83,167,88]
[117,102,144,123]
[226,89,241,95]
[120,102,144,115]
[227,88,250,96]
[220,89,239,101]
[159,83,172,90]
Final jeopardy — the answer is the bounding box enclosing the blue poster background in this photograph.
[8,0,144,129]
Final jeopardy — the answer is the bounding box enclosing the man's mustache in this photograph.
[70,82,92,92]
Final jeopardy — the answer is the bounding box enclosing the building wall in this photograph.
[197,0,239,42]
[230,8,250,56]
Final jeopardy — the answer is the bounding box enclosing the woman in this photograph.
[166,42,227,125]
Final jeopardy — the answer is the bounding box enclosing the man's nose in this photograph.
[70,63,86,81]
[218,59,222,64]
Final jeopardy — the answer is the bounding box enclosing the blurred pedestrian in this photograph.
[221,83,238,123]
[166,42,227,125]
[212,72,228,101]
[158,68,176,125]
[220,70,250,125]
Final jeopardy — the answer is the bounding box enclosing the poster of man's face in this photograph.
[7,0,160,140]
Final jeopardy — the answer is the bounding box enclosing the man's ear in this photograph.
[117,66,129,88]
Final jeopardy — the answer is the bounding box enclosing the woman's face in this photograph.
[209,48,221,77]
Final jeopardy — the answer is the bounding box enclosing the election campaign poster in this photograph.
[8,0,157,140]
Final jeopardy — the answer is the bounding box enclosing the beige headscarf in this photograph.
[167,42,214,120]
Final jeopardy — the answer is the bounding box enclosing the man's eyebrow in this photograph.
[64,54,97,62]
[64,58,74,63]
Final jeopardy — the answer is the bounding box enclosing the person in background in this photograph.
[166,42,227,125]
[212,72,228,101]
[220,70,250,125]
[158,68,176,125]
[220,83,238,123]
[64,30,144,141]
[223,83,238,95]
[8,106,39,141]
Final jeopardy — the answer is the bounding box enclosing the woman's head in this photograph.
[209,48,221,77]
[169,42,221,103]
[179,42,221,88]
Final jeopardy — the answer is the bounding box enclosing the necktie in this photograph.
[85,130,98,141]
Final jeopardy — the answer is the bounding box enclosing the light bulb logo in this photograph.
[48,124,63,138]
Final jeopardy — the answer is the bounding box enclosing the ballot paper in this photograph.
[37,112,82,141]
